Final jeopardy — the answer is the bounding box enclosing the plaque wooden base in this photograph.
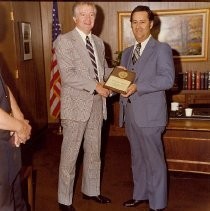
[104,67,136,94]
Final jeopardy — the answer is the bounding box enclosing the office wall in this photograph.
[0,1,48,133]
[40,2,210,123]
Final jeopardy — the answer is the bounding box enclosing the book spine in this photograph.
[187,71,192,90]
[191,71,196,90]
[196,71,200,90]
[208,72,210,90]
[200,72,205,90]
[183,72,188,90]
[204,72,208,90]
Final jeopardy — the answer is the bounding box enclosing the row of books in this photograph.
[181,71,210,90]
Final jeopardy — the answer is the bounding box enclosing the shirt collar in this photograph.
[134,34,151,49]
[75,27,92,43]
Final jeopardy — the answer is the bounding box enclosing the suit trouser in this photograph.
[125,103,167,210]
[0,142,27,211]
[58,95,103,205]
[0,174,27,211]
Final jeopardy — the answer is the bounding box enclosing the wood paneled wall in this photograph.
[0,1,48,133]
[40,2,210,123]
[12,1,48,131]
[0,2,18,94]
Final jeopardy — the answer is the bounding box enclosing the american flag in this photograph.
[49,1,61,118]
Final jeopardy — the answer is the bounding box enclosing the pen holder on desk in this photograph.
[176,105,184,117]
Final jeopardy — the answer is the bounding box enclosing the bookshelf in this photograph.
[180,71,210,90]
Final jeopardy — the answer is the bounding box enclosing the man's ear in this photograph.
[73,17,76,23]
[150,20,154,29]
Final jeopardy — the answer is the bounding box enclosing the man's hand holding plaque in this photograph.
[103,67,136,94]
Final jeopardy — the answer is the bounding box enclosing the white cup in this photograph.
[171,102,179,111]
[185,108,193,117]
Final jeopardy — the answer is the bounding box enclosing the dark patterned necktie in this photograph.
[86,36,99,82]
[132,43,141,64]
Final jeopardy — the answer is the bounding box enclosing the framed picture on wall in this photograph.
[19,22,32,60]
[118,8,209,61]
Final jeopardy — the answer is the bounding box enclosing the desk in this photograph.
[164,118,210,174]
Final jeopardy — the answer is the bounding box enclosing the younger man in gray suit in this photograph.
[119,5,175,211]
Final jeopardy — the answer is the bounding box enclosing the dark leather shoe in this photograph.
[123,199,145,207]
[149,209,164,211]
[59,203,76,211]
[83,194,111,204]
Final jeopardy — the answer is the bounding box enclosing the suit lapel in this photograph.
[135,37,156,77]
[92,35,103,78]
[141,37,156,61]
[122,47,133,69]
[70,29,95,78]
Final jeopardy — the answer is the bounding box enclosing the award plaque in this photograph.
[104,67,136,94]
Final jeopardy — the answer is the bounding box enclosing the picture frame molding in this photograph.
[19,22,32,61]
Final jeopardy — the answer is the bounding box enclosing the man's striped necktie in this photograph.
[86,36,99,82]
[132,43,141,64]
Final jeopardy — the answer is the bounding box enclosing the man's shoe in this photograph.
[123,199,145,207]
[83,194,111,204]
[59,203,76,211]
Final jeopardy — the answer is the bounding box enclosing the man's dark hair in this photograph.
[130,5,154,22]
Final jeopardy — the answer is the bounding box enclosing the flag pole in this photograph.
[57,116,63,135]
[52,121,63,136]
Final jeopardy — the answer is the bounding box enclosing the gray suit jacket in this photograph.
[119,36,175,127]
[55,29,111,121]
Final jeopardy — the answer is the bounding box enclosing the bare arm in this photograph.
[0,108,24,131]
[8,87,24,120]
[0,87,32,146]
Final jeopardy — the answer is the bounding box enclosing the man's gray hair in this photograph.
[72,2,97,17]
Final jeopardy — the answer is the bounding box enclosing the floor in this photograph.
[27,126,210,211]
